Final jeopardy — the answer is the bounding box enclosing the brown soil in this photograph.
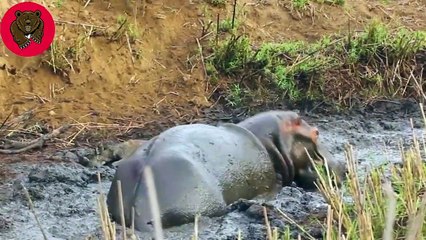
[0,0,425,129]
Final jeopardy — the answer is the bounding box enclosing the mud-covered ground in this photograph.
[0,101,424,240]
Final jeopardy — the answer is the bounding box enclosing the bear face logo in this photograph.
[10,10,44,49]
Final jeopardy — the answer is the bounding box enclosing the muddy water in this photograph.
[0,106,424,240]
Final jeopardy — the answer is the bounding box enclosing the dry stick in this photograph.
[1,109,35,132]
[116,180,127,240]
[326,205,333,240]
[133,0,139,26]
[125,33,135,64]
[97,173,113,240]
[193,214,199,240]
[382,182,397,240]
[276,201,319,240]
[0,125,70,154]
[196,38,208,92]
[263,207,273,240]
[410,69,426,102]
[215,13,220,46]
[131,207,135,236]
[406,192,426,240]
[0,110,13,131]
[96,175,107,239]
[54,19,108,29]
[22,184,48,240]
[83,0,91,8]
[231,0,237,30]
[144,166,164,240]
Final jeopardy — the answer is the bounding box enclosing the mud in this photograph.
[0,101,424,240]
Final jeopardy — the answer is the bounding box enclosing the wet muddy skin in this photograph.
[0,101,423,240]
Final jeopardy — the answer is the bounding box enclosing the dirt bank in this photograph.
[1,0,425,128]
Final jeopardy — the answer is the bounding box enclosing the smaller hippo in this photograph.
[237,110,346,189]
[106,110,346,232]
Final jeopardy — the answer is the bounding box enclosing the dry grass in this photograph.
[312,103,426,240]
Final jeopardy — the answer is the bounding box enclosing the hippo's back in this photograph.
[146,123,277,203]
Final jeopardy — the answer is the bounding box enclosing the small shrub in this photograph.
[206,20,426,107]
[206,0,227,7]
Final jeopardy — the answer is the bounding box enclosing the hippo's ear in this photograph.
[280,117,299,134]
[293,117,302,126]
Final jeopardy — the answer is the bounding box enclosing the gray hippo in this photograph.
[236,110,346,189]
[106,110,346,232]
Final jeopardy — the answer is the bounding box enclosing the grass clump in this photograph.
[206,0,227,7]
[111,15,141,42]
[41,34,88,81]
[206,20,426,107]
[289,0,345,9]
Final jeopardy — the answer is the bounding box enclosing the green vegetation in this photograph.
[41,35,88,78]
[114,15,140,41]
[54,0,65,8]
[206,0,227,7]
[290,0,345,9]
[206,20,426,107]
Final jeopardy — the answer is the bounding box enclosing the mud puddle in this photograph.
[0,105,424,240]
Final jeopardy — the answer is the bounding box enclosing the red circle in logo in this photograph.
[0,2,55,57]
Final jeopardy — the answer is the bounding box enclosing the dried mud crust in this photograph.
[0,0,425,128]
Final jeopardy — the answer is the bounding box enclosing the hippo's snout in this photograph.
[292,141,347,190]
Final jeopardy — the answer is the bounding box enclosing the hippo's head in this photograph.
[290,138,347,190]
[276,112,347,189]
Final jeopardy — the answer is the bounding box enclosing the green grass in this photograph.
[206,0,227,7]
[206,20,426,107]
[291,0,345,9]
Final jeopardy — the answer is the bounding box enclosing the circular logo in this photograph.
[0,2,55,57]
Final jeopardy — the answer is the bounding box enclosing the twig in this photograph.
[382,181,397,240]
[144,166,164,240]
[405,192,426,240]
[22,184,48,240]
[117,180,127,240]
[83,0,91,8]
[54,19,108,29]
[0,125,71,154]
[231,0,238,30]
[196,38,208,92]
[216,13,220,46]
[0,110,13,131]
[131,207,135,235]
[193,214,199,240]
[97,173,116,240]
[263,207,272,240]
[125,33,135,64]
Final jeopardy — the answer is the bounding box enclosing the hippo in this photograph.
[106,110,346,232]
[236,110,346,189]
